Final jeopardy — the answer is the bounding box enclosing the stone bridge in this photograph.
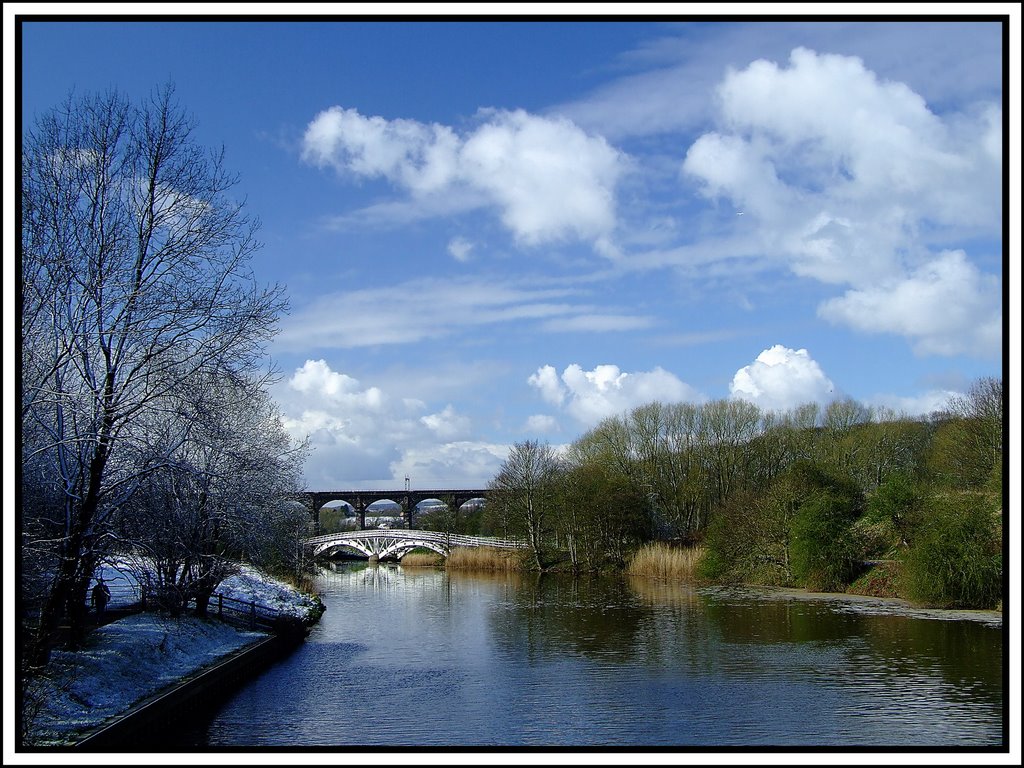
[306,488,489,531]
[305,529,526,561]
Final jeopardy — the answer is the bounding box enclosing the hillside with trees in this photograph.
[478,379,1003,610]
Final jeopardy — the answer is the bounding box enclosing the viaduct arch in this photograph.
[305,489,490,532]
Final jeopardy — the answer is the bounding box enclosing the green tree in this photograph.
[864,472,926,551]
[702,461,863,589]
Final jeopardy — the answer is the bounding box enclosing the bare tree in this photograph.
[488,441,561,569]
[928,377,1004,489]
[20,86,287,663]
[115,373,308,616]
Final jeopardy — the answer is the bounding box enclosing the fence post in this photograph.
[250,600,256,630]
[218,594,223,619]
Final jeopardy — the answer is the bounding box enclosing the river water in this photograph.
[174,562,1004,749]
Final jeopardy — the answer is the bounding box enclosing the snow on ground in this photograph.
[217,565,322,620]
[24,614,265,746]
[90,560,322,621]
[24,564,321,746]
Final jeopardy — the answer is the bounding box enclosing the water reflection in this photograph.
[175,564,1003,749]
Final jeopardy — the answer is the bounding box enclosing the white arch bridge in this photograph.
[306,529,527,561]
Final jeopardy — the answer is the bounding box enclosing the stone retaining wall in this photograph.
[74,628,305,750]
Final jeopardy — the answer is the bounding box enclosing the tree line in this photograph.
[19,87,308,667]
[474,380,1003,609]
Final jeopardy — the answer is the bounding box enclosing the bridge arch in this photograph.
[305,488,491,532]
[307,529,526,561]
[314,537,448,561]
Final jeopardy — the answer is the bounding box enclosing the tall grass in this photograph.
[400,551,444,567]
[626,542,706,582]
[445,546,525,572]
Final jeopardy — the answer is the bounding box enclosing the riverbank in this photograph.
[696,584,1004,627]
[20,565,323,747]
[404,546,1004,627]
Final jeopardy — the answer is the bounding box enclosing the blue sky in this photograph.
[14,12,1011,491]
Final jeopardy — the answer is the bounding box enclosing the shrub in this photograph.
[901,493,1002,609]
[699,490,792,586]
[846,561,902,598]
[790,490,863,592]
[864,472,924,549]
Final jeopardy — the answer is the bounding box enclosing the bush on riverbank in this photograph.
[626,543,705,582]
[699,462,865,592]
[900,492,1002,609]
[446,546,526,571]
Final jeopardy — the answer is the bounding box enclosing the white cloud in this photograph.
[818,251,1001,358]
[276,276,653,352]
[390,442,510,490]
[277,360,488,489]
[420,404,472,441]
[447,236,474,262]
[301,107,459,193]
[527,365,565,407]
[289,359,385,409]
[303,106,625,249]
[729,345,836,413]
[681,47,1001,352]
[867,389,963,418]
[523,414,560,434]
[529,363,703,427]
[557,22,1002,142]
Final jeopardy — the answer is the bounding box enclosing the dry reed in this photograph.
[400,551,444,567]
[626,542,706,582]
[445,546,525,572]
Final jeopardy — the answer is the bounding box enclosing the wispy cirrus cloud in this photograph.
[275,275,653,352]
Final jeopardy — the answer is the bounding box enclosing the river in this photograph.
[172,561,1004,749]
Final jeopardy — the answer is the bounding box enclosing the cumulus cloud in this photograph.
[420,404,472,441]
[729,345,836,413]
[303,106,624,248]
[528,363,703,427]
[277,360,495,489]
[682,47,1001,354]
[818,251,1001,358]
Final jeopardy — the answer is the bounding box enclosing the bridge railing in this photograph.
[305,529,526,551]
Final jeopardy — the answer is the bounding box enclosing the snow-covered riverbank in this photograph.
[21,565,322,747]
